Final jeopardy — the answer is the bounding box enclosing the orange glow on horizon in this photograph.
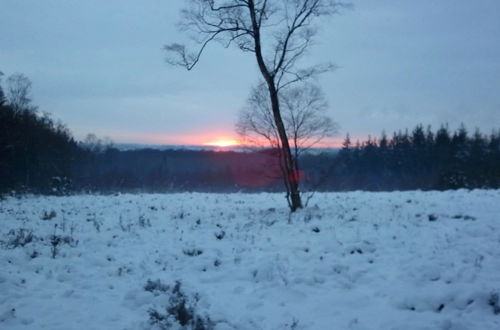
[203,139,241,148]
[106,131,347,148]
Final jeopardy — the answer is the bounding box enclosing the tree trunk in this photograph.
[248,0,302,211]
[267,82,302,212]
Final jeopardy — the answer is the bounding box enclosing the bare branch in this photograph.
[237,82,338,152]
[277,62,337,91]
[6,73,35,112]
[165,0,348,75]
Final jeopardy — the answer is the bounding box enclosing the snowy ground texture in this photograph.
[1,190,500,330]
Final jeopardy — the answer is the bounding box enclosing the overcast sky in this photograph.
[1,0,499,145]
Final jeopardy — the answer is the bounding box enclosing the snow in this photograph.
[1,190,500,330]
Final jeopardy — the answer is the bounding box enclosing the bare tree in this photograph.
[237,82,337,205]
[238,82,337,154]
[81,133,114,154]
[165,0,349,211]
[6,73,34,112]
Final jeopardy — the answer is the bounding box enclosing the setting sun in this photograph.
[203,139,240,148]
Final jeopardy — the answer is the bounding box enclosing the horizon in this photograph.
[82,122,496,150]
[112,141,342,150]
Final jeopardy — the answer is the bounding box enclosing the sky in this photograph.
[1,0,499,146]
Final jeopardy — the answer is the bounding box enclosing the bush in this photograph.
[147,281,214,330]
[3,228,34,249]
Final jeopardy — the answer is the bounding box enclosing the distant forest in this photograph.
[1,90,499,195]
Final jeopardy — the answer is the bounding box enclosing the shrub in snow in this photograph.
[488,292,500,315]
[214,231,225,240]
[138,215,151,228]
[183,249,203,257]
[144,279,170,296]
[30,250,40,259]
[147,281,214,330]
[117,265,133,276]
[349,248,363,255]
[2,228,34,249]
[49,224,78,258]
[452,214,477,221]
[86,213,102,232]
[41,210,57,221]
[119,215,132,232]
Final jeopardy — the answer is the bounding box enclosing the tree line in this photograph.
[0,73,82,194]
[1,73,499,195]
[326,126,500,191]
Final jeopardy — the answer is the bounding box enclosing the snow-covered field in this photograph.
[1,190,500,330]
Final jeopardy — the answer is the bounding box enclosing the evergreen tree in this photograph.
[0,71,5,106]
